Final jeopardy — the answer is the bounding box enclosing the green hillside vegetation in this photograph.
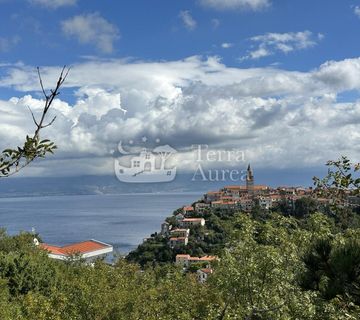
[0,210,359,319]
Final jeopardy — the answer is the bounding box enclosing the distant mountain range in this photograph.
[0,167,325,198]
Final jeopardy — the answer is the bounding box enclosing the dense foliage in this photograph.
[0,209,358,319]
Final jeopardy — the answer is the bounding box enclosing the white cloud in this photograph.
[1,56,360,177]
[221,42,234,49]
[179,10,197,30]
[241,31,322,60]
[29,0,77,9]
[354,6,360,18]
[199,0,270,11]
[61,13,120,53]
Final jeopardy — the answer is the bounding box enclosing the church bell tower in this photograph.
[246,164,254,195]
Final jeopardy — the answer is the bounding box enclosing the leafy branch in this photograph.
[313,156,360,206]
[0,66,70,177]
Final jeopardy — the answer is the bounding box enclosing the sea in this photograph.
[0,193,201,254]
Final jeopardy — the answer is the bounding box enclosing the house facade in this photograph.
[180,218,205,228]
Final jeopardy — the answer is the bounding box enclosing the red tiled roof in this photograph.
[199,268,213,274]
[183,206,194,211]
[182,218,204,222]
[198,255,217,261]
[40,240,111,256]
[253,185,269,190]
[40,244,64,255]
[224,186,247,190]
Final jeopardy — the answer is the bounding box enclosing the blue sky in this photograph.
[0,0,359,70]
[1,0,360,182]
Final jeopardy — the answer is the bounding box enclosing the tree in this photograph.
[294,197,318,218]
[313,156,360,206]
[210,214,316,319]
[0,66,69,177]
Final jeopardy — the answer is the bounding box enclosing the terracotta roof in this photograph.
[270,194,282,199]
[212,200,236,205]
[198,255,217,261]
[40,240,111,256]
[170,237,187,241]
[199,268,213,274]
[224,185,247,190]
[182,218,204,222]
[183,206,194,211]
[176,254,190,257]
[253,185,269,190]
[40,244,64,255]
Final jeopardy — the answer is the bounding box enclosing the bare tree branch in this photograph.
[27,106,39,127]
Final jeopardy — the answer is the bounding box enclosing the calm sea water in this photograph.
[0,193,201,254]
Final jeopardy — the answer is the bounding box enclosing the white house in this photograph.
[197,268,213,283]
[38,239,113,262]
[258,196,272,210]
[170,228,190,238]
[238,198,254,212]
[183,206,194,215]
[169,237,188,248]
[211,200,238,210]
[194,202,211,213]
[180,218,205,228]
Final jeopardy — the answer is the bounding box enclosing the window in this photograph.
[133,160,141,168]
[145,153,151,160]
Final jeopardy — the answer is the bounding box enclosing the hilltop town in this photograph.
[127,164,360,281]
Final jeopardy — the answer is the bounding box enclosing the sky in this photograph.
[1,0,360,182]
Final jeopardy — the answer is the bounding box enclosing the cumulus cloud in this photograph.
[1,56,360,177]
[29,0,77,9]
[240,31,323,60]
[199,0,270,11]
[61,13,120,53]
[179,10,197,30]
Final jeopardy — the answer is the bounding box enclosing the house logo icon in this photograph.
[114,140,177,183]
